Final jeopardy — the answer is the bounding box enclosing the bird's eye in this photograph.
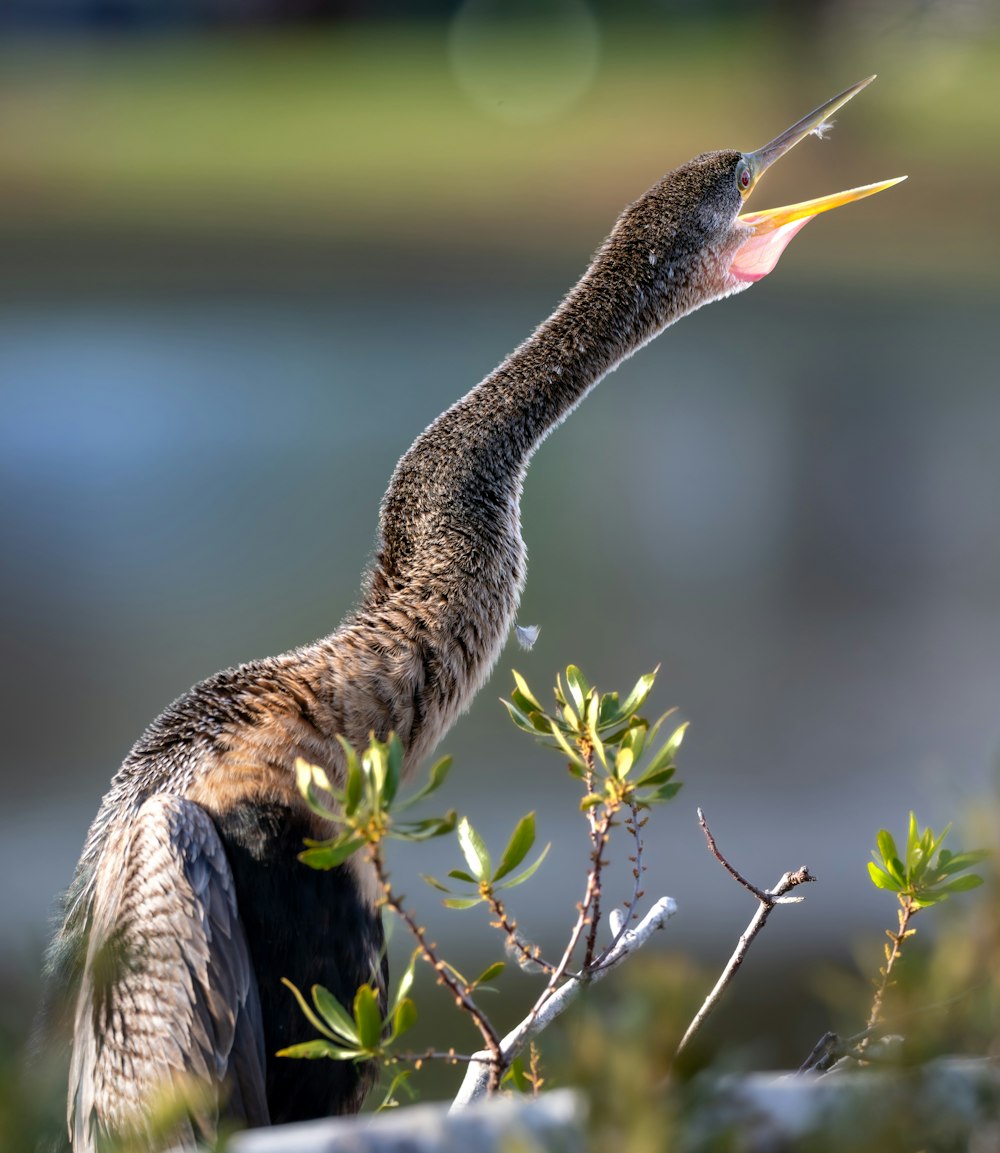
[737,162,752,194]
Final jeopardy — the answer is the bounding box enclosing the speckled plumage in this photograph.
[46,149,756,1149]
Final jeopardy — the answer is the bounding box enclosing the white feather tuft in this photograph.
[514,624,540,650]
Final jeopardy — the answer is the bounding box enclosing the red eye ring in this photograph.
[739,166,752,190]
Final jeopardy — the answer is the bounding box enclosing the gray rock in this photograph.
[226,1090,586,1153]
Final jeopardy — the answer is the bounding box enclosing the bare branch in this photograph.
[583,803,615,968]
[388,1047,477,1067]
[698,806,770,900]
[528,789,615,1012]
[487,891,556,975]
[675,812,815,1061]
[593,799,647,968]
[451,895,678,1109]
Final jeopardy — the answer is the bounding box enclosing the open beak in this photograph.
[731,76,906,283]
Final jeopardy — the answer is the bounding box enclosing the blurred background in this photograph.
[2,0,999,1137]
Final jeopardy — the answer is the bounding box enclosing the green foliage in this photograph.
[503,664,684,810]
[868,812,987,909]
[283,663,688,1097]
[294,735,456,870]
[277,949,419,1065]
[864,811,990,1040]
[423,813,551,909]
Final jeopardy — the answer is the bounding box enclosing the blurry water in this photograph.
[2,280,999,980]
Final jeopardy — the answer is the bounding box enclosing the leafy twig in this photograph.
[369,847,504,1089]
[860,813,986,1052]
[287,665,687,1106]
[798,813,986,1072]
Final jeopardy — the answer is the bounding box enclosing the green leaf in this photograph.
[875,830,904,882]
[938,873,984,894]
[353,985,383,1052]
[906,811,919,862]
[634,765,675,789]
[496,842,551,889]
[933,849,990,876]
[926,821,952,862]
[617,669,658,720]
[299,838,366,870]
[312,984,360,1042]
[446,868,478,884]
[421,873,452,893]
[458,818,491,881]
[382,734,403,807]
[442,895,483,910]
[392,949,419,1008]
[614,743,634,780]
[295,757,330,800]
[553,673,568,710]
[868,861,900,891]
[276,1040,362,1061]
[566,665,590,716]
[911,891,947,909]
[281,979,338,1042]
[374,1069,413,1111]
[387,996,417,1042]
[626,718,648,757]
[511,669,543,713]
[644,782,682,804]
[396,753,453,812]
[395,811,458,841]
[584,690,599,731]
[589,724,607,771]
[642,721,687,775]
[493,813,537,882]
[643,708,674,746]
[598,691,622,728]
[344,762,362,816]
[508,687,537,716]
[504,1055,532,1093]
[472,961,506,987]
[336,736,363,815]
[546,720,589,773]
[364,742,386,805]
[502,697,539,735]
[597,722,640,748]
[580,793,603,811]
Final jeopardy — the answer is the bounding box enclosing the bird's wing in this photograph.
[68,793,269,1151]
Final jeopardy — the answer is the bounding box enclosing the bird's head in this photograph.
[605,76,905,333]
[725,75,905,284]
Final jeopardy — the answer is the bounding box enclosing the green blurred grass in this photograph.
[1,22,997,279]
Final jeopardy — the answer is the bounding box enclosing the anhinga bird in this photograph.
[45,76,902,1149]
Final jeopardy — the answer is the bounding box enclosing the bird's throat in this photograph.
[730,216,812,283]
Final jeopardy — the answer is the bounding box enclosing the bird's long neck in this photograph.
[418,254,661,482]
[375,261,653,596]
[298,249,677,765]
[427,273,636,475]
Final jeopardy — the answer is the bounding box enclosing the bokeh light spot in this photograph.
[448,0,602,124]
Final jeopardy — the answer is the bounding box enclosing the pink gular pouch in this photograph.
[732,178,905,283]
